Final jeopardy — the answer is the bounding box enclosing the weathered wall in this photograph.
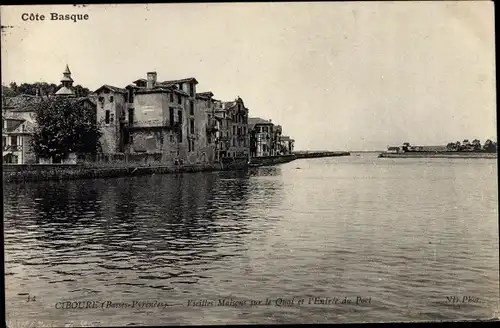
[133,93,168,126]
[226,101,249,158]
[126,91,191,162]
[3,162,224,183]
[96,91,126,153]
[190,98,214,164]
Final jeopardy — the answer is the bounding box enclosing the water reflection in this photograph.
[5,158,497,325]
[4,170,284,294]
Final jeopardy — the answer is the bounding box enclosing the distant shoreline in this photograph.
[378,151,497,159]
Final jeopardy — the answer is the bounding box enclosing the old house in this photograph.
[95,71,255,164]
[2,65,96,164]
[278,136,295,155]
[94,84,128,153]
[96,72,206,163]
[249,117,274,157]
[195,91,217,163]
[2,115,36,164]
[2,94,38,164]
[223,97,249,159]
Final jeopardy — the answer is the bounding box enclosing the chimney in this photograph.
[147,72,157,89]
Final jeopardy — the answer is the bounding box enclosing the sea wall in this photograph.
[295,151,350,159]
[3,163,224,183]
[3,152,351,183]
[378,152,497,159]
[249,154,296,167]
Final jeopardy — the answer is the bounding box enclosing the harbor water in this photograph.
[4,153,499,326]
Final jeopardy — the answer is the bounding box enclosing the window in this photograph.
[190,119,195,134]
[178,83,183,91]
[207,100,211,108]
[129,135,133,144]
[189,83,195,97]
[11,136,17,146]
[169,107,175,125]
[169,134,174,143]
[192,140,195,151]
[233,126,236,135]
[170,92,174,103]
[177,94,182,105]
[190,101,194,115]
[109,96,114,103]
[128,108,134,125]
[178,110,183,142]
[98,96,104,103]
[105,110,110,124]
[128,90,134,103]
[103,89,110,94]
[243,127,246,135]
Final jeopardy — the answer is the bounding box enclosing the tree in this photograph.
[446,142,457,151]
[483,139,497,153]
[2,82,90,97]
[471,139,481,151]
[30,97,102,161]
[73,85,91,97]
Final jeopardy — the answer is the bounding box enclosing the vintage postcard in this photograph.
[2,2,498,326]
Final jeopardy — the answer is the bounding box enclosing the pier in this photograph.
[294,151,351,159]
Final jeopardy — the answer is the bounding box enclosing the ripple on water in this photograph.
[3,157,499,324]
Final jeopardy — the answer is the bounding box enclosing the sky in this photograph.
[1,2,496,151]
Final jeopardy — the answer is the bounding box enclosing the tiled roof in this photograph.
[223,101,236,109]
[134,86,189,96]
[3,94,41,112]
[55,86,74,95]
[161,77,198,84]
[196,92,214,99]
[248,117,273,130]
[248,117,273,125]
[94,84,127,94]
[157,82,177,88]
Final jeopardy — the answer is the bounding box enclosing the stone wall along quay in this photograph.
[294,151,351,159]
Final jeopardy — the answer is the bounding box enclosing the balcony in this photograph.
[206,121,218,134]
[3,145,21,151]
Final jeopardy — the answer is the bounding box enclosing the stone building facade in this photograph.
[249,117,275,157]
[96,71,251,164]
[249,118,294,157]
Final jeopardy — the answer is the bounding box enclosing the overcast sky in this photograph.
[1,2,496,151]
